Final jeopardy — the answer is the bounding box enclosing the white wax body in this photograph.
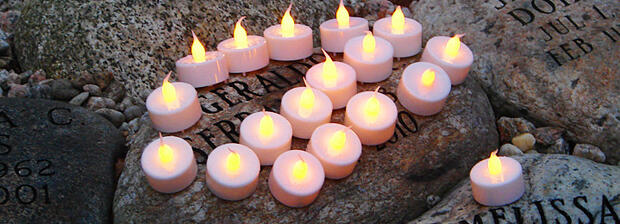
[239,111,293,165]
[420,36,474,85]
[305,61,357,109]
[307,123,362,179]
[175,51,229,88]
[343,36,394,83]
[397,62,451,116]
[205,143,260,201]
[268,150,324,207]
[146,82,202,133]
[344,91,397,145]
[373,17,423,58]
[319,17,369,53]
[141,136,197,193]
[470,157,525,206]
[217,35,269,73]
[280,87,333,139]
[264,24,313,61]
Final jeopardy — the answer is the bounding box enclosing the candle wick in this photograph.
[297,154,305,162]
[159,132,164,145]
[227,147,235,154]
[373,86,381,96]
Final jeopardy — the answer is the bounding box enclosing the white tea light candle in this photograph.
[280,79,333,139]
[307,123,362,179]
[421,35,473,85]
[239,110,293,165]
[344,87,397,145]
[397,62,451,116]
[470,151,525,206]
[264,4,313,61]
[319,0,369,53]
[343,32,394,83]
[141,135,197,193]
[268,150,324,208]
[305,49,357,109]
[176,31,229,88]
[217,17,269,73]
[373,6,423,58]
[205,143,260,201]
[146,73,202,133]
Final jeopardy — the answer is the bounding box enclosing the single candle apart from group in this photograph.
[264,4,313,61]
[175,31,229,88]
[307,123,362,179]
[205,143,260,201]
[141,134,197,193]
[305,49,357,109]
[217,17,269,73]
[373,6,423,58]
[319,0,369,53]
[470,151,525,206]
[146,72,202,133]
[421,34,473,85]
[344,87,397,145]
[343,31,394,83]
[268,150,325,207]
[280,78,333,139]
[397,62,451,116]
[239,110,293,165]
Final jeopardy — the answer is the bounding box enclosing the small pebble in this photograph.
[498,143,523,156]
[7,84,30,98]
[123,105,145,121]
[497,117,535,143]
[86,96,116,111]
[541,138,569,154]
[28,84,51,99]
[27,70,47,85]
[95,108,125,127]
[573,144,606,163]
[104,80,125,102]
[71,71,95,88]
[83,84,102,96]
[512,133,536,152]
[94,72,113,90]
[69,92,89,105]
[51,79,79,100]
[116,96,134,111]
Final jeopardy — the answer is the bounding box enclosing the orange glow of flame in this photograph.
[226,147,241,175]
[364,87,381,124]
[336,0,350,29]
[291,155,308,183]
[362,31,376,54]
[259,109,275,141]
[298,78,315,118]
[488,150,502,176]
[421,69,436,87]
[444,34,463,60]
[391,6,405,34]
[321,49,338,88]
[191,31,206,63]
[234,17,249,49]
[158,133,174,167]
[281,4,295,37]
[162,72,180,110]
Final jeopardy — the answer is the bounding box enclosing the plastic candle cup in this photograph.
[344,87,397,145]
[421,35,473,85]
[307,123,362,179]
[319,0,369,53]
[263,4,313,61]
[280,79,333,139]
[373,6,423,58]
[268,150,325,208]
[239,110,293,165]
[205,143,260,201]
[343,32,394,83]
[305,49,357,109]
[141,134,197,193]
[217,17,270,73]
[146,73,202,133]
[175,31,229,88]
[397,62,451,116]
[470,151,525,206]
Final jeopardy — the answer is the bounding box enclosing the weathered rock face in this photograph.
[409,0,620,163]
[409,154,620,224]
[0,98,124,223]
[113,54,499,223]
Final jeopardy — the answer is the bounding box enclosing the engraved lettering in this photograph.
[0,134,10,155]
[256,74,284,93]
[573,196,594,224]
[16,185,36,204]
[0,110,16,128]
[508,8,535,26]
[0,186,7,204]
[531,0,556,14]
[228,81,263,101]
[0,162,6,178]
[214,120,239,143]
[198,95,224,114]
[601,195,620,223]
[532,200,548,224]
[196,130,218,149]
[512,206,524,224]
[550,198,572,224]
[36,159,55,176]
[211,86,242,107]
[490,207,506,224]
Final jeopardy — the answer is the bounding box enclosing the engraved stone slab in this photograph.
[409,154,620,224]
[0,98,124,223]
[113,54,499,223]
[409,0,620,163]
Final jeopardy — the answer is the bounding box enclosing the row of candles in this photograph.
[141,1,525,208]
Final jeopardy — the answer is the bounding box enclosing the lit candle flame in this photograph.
[364,87,381,124]
[226,147,241,175]
[298,78,315,118]
[281,4,295,37]
[444,34,463,60]
[328,127,348,156]
[162,72,180,110]
[158,133,174,166]
[336,0,350,29]
[362,31,376,54]
[321,49,338,88]
[291,155,308,183]
[191,31,206,63]
[391,6,405,34]
[259,109,274,141]
[488,150,502,176]
[421,69,436,87]
[234,17,249,49]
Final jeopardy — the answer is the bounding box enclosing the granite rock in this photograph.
[28,83,51,99]
[7,84,28,98]
[123,105,145,121]
[104,80,125,102]
[409,0,620,163]
[86,96,115,111]
[0,98,124,223]
[71,71,95,89]
[95,108,125,127]
[113,54,499,223]
[512,133,536,152]
[497,117,536,143]
[50,79,79,101]
[82,84,101,96]
[532,126,565,151]
[543,138,570,155]
[498,143,523,156]
[573,144,606,163]
[409,154,620,224]
[68,92,89,106]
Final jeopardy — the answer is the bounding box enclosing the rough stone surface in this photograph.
[104,80,125,102]
[113,54,499,223]
[496,117,536,143]
[0,98,124,223]
[82,84,101,96]
[50,79,79,101]
[95,108,125,127]
[532,126,565,151]
[512,133,536,152]
[498,143,523,156]
[410,0,620,163]
[122,105,145,121]
[409,154,620,224]
[542,138,570,155]
[7,84,28,98]
[86,96,115,111]
[574,144,606,163]
[28,84,51,99]
[68,92,89,106]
